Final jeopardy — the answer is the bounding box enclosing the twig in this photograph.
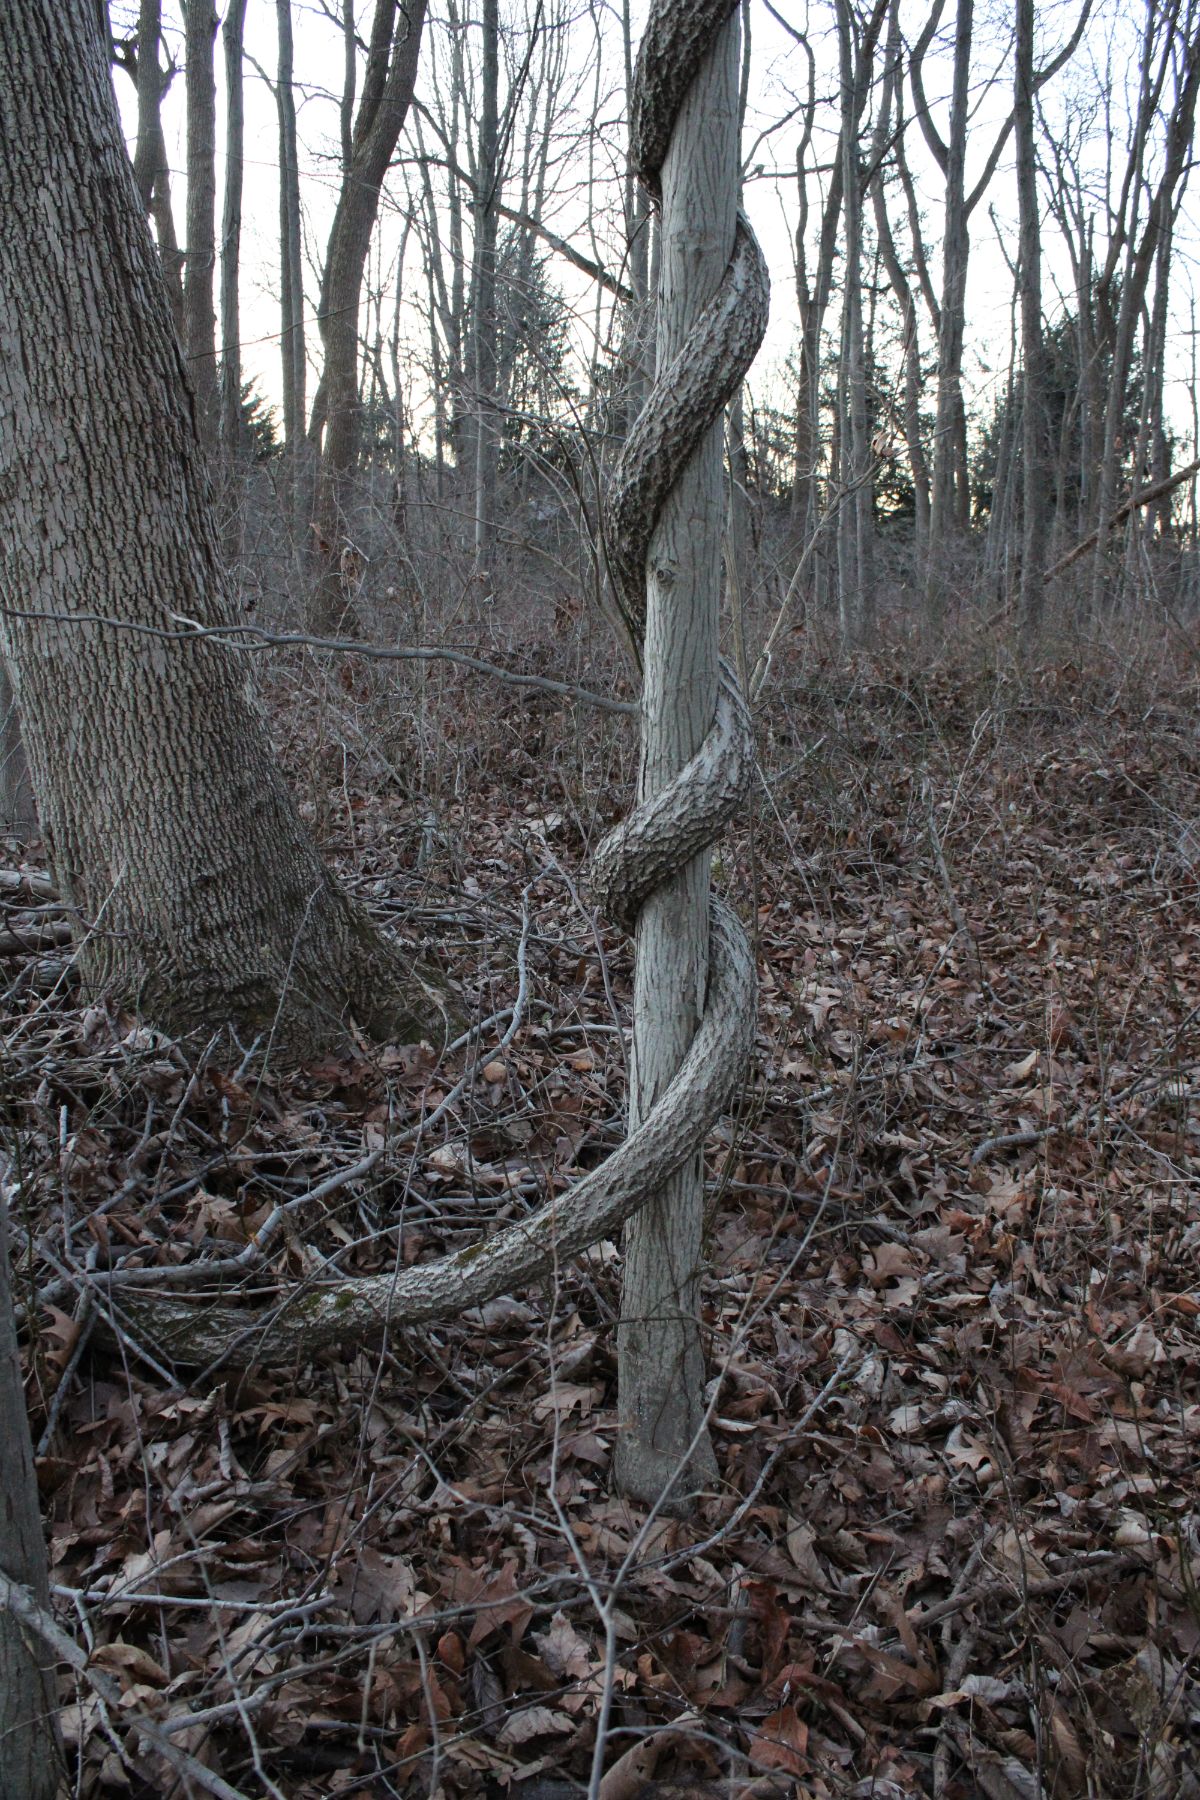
[0,1569,255,1800]
[0,602,637,715]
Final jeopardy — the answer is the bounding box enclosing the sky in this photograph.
[111,0,1200,461]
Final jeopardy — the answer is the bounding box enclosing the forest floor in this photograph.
[4,634,1200,1799]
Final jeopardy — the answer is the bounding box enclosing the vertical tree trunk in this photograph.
[184,0,219,457]
[132,0,186,336]
[276,0,307,538]
[0,1190,63,1800]
[308,0,428,632]
[0,0,451,1053]
[834,0,877,644]
[220,0,248,476]
[1016,0,1049,642]
[615,9,742,1509]
[870,5,931,562]
[921,0,972,631]
[473,0,500,579]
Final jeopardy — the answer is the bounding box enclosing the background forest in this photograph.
[2,1,1200,1797]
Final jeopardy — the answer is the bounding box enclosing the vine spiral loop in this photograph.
[592,0,769,1098]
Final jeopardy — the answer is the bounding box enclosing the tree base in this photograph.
[612,1426,718,1518]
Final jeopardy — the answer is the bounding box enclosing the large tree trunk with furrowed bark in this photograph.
[0,0,453,1056]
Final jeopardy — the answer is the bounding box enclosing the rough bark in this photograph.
[0,1190,63,1800]
[184,0,220,457]
[0,0,453,1055]
[614,8,741,1509]
[308,0,428,632]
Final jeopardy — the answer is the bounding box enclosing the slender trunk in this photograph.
[0,0,452,1052]
[132,0,185,335]
[835,0,876,643]
[1091,12,1200,610]
[276,0,307,539]
[184,0,219,457]
[473,0,500,578]
[615,9,742,1509]
[309,0,429,632]
[0,1190,63,1800]
[1016,0,1049,642]
[918,0,972,627]
[220,0,248,478]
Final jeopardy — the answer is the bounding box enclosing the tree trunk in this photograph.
[472,0,500,579]
[919,0,972,630]
[615,7,743,1510]
[0,0,453,1054]
[308,0,428,633]
[1016,0,1049,642]
[220,0,248,477]
[276,0,308,540]
[184,0,219,457]
[131,0,186,337]
[0,1189,63,1800]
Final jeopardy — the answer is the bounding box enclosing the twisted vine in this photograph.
[98,0,767,1371]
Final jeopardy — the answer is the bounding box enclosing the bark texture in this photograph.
[0,1192,63,1800]
[0,0,452,1054]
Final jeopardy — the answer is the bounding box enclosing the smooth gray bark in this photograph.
[614,11,742,1509]
[0,1192,62,1800]
[0,0,452,1053]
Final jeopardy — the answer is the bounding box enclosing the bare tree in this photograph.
[1016,0,1050,640]
[113,0,186,335]
[276,0,308,533]
[308,0,428,632]
[184,0,220,455]
[220,0,248,474]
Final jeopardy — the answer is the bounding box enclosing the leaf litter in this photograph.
[3,648,1200,1796]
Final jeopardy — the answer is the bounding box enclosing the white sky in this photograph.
[112,0,1200,457]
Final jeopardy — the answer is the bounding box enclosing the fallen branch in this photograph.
[1046,455,1200,580]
